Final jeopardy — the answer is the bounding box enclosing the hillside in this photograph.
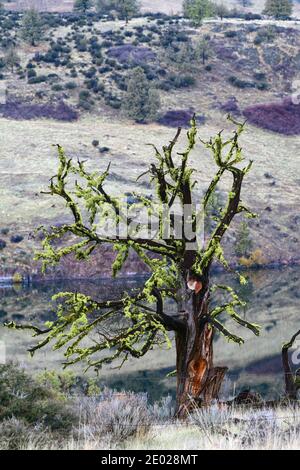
[3,0,300,17]
[0,12,300,280]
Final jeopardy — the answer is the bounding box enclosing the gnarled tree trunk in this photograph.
[282,329,300,400]
[175,286,227,418]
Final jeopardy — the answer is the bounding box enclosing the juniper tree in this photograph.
[21,9,44,47]
[73,0,94,13]
[4,48,20,73]
[183,0,215,25]
[196,36,212,65]
[117,0,140,24]
[123,67,160,123]
[263,0,293,18]
[6,117,260,417]
[96,0,139,22]
[214,2,229,20]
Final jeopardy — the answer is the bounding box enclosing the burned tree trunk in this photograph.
[282,329,300,400]
[175,285,227,418]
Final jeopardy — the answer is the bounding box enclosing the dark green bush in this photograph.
[65,81,77,90]
[0,363,76,435]
[52,84,63,91]
[27,68,37,79]
[224,30,237,38]
[229,76,255,89]
[28,75,48,84]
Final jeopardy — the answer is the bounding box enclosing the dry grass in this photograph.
[6,402,300,450]
[125,406,300,450]
[1,362,299,450]
[0,109,299,263]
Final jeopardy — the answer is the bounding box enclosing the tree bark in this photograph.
[282,347,297,400]
[175,286,227,418]
[281,329,300,400]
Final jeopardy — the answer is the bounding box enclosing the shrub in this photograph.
[52,84,63,91]
[0,418,51,450]
[229,76,255,89]
[244,12,262,20]
[256,82,269,90]
[239,249,266,267]
[99,146,110,153]
[0,239,6,250]
[65,81,77,90]
[107,45,156,65]
[0,363,76,435]
[0,101,78,121]
[220,97,241,115]
[224,30,237,38]
[36,370,77,399]
[12,272,23,284]
[27,68,37,79]
[158,109,197,128]
[78,391,152,445]
[254,27,276,45]
[28,75,48,84]
[83,66,97,79]
[173,75,196,88]
[10,234,23,243]
[253,72,266,81]
[79,90,90,100]
[243,98,300,135]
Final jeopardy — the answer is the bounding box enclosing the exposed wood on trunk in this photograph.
[282,329,300,400]
[175,285,227,418]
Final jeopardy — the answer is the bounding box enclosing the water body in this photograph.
[0,266,299,401]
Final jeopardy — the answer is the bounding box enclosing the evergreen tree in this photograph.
[96,0,114,13]
[196,36,211,65]
[96,0,139,22]
[73,0,94,13]
[214,2,229,20]
[263,0,293,18]
[123,67,160,123]
[183,0,215,25]
[235,221,252,257]
[118,0,140,23]
[20,9,44,47]
[4,48,20,72]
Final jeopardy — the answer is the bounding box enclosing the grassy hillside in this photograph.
[0,13,299,279]
[3,0,300,18]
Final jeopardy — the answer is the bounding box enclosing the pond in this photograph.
[0,266,299,402]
